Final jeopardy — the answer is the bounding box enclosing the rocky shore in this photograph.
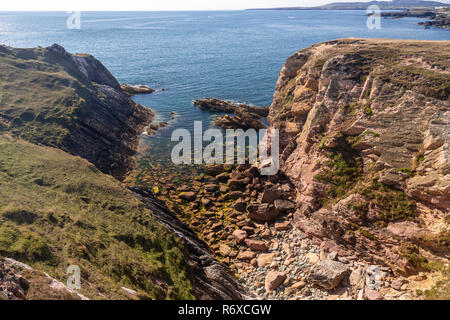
[380,8,450,29]
[1,39,448,300]
[0,44,249,300]
[156,39,449,300]
[194,98,269,130]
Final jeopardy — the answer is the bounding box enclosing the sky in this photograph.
[0,0,448,11]
[0,0,383,11]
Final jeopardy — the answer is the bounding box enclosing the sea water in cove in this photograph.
[1,11,448,184]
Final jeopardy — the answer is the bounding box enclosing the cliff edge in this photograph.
[0,44,153,179]
[269,38,449,273]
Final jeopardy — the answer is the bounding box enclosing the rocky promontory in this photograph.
[0,44,154,180]
[268,38,449,274]
[380,8,450,29]
[162,38,449,300]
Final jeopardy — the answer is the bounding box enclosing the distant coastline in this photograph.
[246,0,450,11]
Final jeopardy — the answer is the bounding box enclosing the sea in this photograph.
[1,10,448,179]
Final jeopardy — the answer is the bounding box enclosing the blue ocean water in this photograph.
[1,11,448,166]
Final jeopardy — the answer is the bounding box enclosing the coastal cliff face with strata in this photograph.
[268,39,449,273]
[0,44,153,179]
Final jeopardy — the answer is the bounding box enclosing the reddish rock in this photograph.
[237,251,256,260]
[245,239,268,251]
[232,230,248,243]
[274,199,295,212]
[364,288,384,300]
[179,192,196,201]
[247,203,279,222]
[260,189,282,204]
[265,271,286,292]
[274,221,291,231]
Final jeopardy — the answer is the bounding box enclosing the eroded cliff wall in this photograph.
[269,39,449,273]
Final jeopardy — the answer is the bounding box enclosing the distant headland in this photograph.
[246,0,450,10]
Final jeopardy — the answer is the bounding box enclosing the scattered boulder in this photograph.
[205,184,219,193]
[274,199,295,212]
[205,165,225,177]
[257,253,274,267]
[274,221,291,231]
[237,251,256,261]
[216,172,230,182]
[260,189,281,204]
[179,192,196,201]
[227,179,247,191]
[232,230,248,243]
[219,244,234,257]
[308,260,350,290]
[247,203,279,222]
[233,198,247,212]
[364,288,384,300]
[245,239,268,252]
[265,271,286,292]
[305,252,320,265]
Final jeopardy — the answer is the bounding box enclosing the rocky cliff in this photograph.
[0,45,248,300]
[0,44,153,179]
[269,39,449,273]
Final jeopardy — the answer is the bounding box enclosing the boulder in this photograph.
[179,192,196,201]
[364,288,384,300]
[274,221,291,231]
[236,251,256,260]
[308,260,350,290]
[205,184,219,192]
[265,272,286,292]
[205,165,225,177]
[274,199,295,212]
[245,239,268,252]
[219,244,234,257]
[247,203,279,222]
[260,189,282,204]
[227,179,247,191]
[257,253,274,267]
[232,230,247,243]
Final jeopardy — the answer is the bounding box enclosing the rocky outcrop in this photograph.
[130,188,251,300]
[120,84,155,96]
[0,44,154,180]
[194,98,269,130]
[0,257,86,300]
[268,39,449,273]
[380,8,450,29]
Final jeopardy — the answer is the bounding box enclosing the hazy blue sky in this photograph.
[0,0,383,11]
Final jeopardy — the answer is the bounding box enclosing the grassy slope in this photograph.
[0,135,193,300]
[0,46,90,146]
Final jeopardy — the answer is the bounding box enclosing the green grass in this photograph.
[314,139,363,204]
[0,46,93,147]
[0,136,194,300]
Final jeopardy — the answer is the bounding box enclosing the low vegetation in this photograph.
[0,136,194,300]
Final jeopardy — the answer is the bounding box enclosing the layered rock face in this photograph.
[0,44,153,179]
[131,188,251,300]
[268,39,449,273]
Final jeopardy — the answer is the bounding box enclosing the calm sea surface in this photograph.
[1,11,448,176]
